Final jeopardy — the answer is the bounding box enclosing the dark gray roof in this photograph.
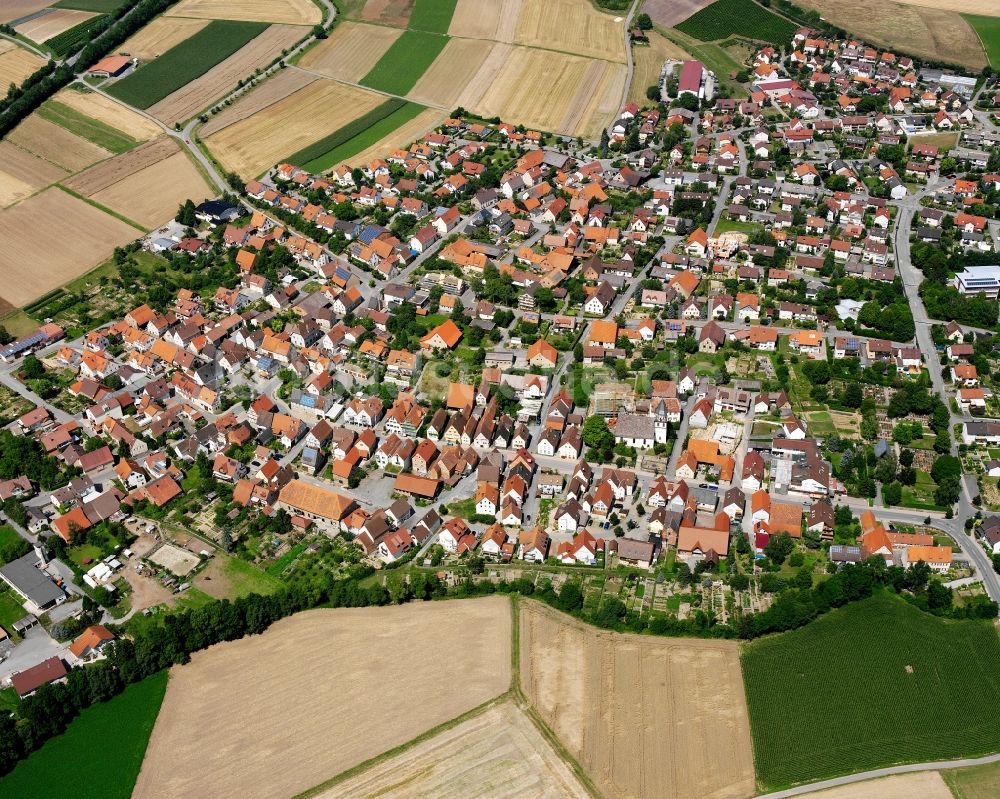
[0,553,64,609]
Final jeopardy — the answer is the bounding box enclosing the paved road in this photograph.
[755,752,1000,798]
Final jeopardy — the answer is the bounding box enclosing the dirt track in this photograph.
[134,597,512,798]
[520,601,755,799]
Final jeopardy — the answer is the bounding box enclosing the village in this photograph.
[1,24,1000,700]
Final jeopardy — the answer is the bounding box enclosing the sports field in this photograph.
[677,0,796,44]
[107,20,268,108]
[204,79,386,177]
[520,600,755,799]
[133,598,511,798]
[360,29,450,95]
[742,592,1000,790]
[0,671,168,799]
[963,14,1000,68]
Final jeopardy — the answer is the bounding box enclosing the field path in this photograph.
[757,753,1000,798]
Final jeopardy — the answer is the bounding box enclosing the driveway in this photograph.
[0,624,67,682]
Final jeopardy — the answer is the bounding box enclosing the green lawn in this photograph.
[0,591,25,635]
[292,98,425,171]
[38,100,140,154]
[963,14,1000,69]
[106,20,268,109]
[172,586,214,611]
[360,30,449,95]
[0,687,18,715]
[0,671,168,799]
[408,0,458,33]
[67,543,104,568]
[742,592,1000,790]
[714,217,762,235]
[0,524,30,563]
[676,0,796,45]
[222,555,282,597]
[265,542,307,577]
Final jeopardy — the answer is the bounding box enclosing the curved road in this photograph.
[756,751,1000,798]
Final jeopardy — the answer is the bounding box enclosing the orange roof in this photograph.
[278,479,356,521]
[588,320,618,344]
[769,501,803,537]
[751,490,771,513]
[859,509,877,532]
[88,55,131,74]
[69,625,114,658]
[791,329,823,347]
[421,319,462,348]
[446,382,475,409]
[678,525,729,556]
[52,506,92,542]
[907,545,952,564]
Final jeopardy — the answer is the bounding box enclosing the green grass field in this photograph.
[408,0,458,33]
[360,30,449,95]
[963,14,1000,70]
[52,0,122,11]
[676,0,796,45]
[299,100,426,172]
[38,100,139,153]
[46,15,108,57]
[742,593,1000,790]
[944,759,1000,799]
[0,671,168,799]
[0,590,25,635]
[106,20,268,109]
[222,555,282,597]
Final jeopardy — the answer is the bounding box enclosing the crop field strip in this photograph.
[53,0,123,10]
[359,29,450,95]
[447,0,521,41]
[38,99,141,154]
[0,41,46,87]
[676,0,797,45]
[407,0,458,33]
[164,0,321,25]
[118,16,210,60]
[0,671,169,799]
[297,21,403,83]
[331,106,445,169]
[963,14,1000,68]
[197,67,317,137]
[14,8,99,46]
[742,592,1000,791]
[8,114,112,173]
[0,0,51,24]
[52,87,162,141]
[300,101,427,172]
[106,20,269,109]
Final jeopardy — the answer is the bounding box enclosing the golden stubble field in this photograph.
[795,772,954,799]
[0,41,45,86]
[0,188,137,308]
[198,67,316,136]
[204,78,386,177]
[0,0,50,24]
[148,23,307,125]
[133,597,512,799]
[315,701,590,798]
[0,141,68,207]
[795,0,986,69]
[165,0,320,24]
[341,107,446,167]
[520,601,756,799]
[448,0,522,41]
[298,20,402,83]
[514,0,625,63]
[120,16,209,60]
[8,115,111,173]
[14,8,95,42]
[52,88,162,141]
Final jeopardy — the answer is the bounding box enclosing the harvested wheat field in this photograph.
[204,78,385,177]
[166,0,320,24]
[469,47,625,138]
[313,701,589,799]
[448,0,522,41]
[0,0,50,24]
[643,0,715,27]
[198,67,316,136]
[65,136,179,195]
[119,16,209,60]
[133,597,512,799]
[0,42,45,87]
[0,189,137,307]
[298,21,402,83]
[8,115,110,173]
[358,0,414,28]
[794,772,953,799]
[90,151,210,228]
[894,0,1000,10]
[629,30,692,105]
[52,88,162,141]
[14,9,95,43]
[515,0,625,62]
[148,24,308,125]
[0,141,68,207]
[520,601,755,799]
[341,107,446,167]
[408,37,497,108]
[796,0,986,69]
